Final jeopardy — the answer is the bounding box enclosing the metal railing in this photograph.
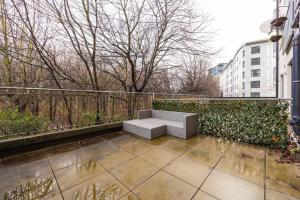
[0,87,153,139]
[152,93,208,100]
[2,86,288,140]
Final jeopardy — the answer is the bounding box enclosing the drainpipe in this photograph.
[291,1,300,135]
[276,0,280,98]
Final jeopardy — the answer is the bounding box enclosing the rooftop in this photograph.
[0,131,299,200]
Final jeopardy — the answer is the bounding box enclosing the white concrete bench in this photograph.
[123,110,198,139]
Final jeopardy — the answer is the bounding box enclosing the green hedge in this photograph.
[153,100,290,148]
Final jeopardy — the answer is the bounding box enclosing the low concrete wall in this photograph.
[0,122,123,152]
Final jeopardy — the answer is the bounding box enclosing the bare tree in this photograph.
[144,70,175,94]
[97,0,216,92]
[5,0,216,94]
[178,55,220,96]
[44,0,104,91]
[44,0,110,121]
[0,0,14,86]
[10,0,85,125]
[0,0,48,88]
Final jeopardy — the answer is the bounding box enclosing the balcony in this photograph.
[292,6,299,28]
[282,0,299,51]
[271,16,288,28]
[0,87,299,200]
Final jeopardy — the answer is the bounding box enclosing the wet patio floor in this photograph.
[0,131,299,200]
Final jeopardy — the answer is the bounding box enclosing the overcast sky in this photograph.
[196,0,275,66]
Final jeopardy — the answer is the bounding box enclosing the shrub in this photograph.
[76,112,127,126]
[111,114,127,122]
[153,100,289,149]
[77,112,99,125]
[0,108,48,137]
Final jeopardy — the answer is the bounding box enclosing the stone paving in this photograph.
[0,132,299,200]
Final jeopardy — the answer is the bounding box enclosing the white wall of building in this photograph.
[277,0,298,99]
[220,40,276,97]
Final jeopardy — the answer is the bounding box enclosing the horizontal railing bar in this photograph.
[0,86,291,101]
[0,86,206,97]
[0,86,151,95]
[156,98,292,101]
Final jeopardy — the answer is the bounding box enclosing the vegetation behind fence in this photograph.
[153,99,290,148]
[0,88,152,140]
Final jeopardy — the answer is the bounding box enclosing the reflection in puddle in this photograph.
[72,184,122,200]
[187,140,227,165]
[189,149,212,163]
[230,155,263,178]
[3,178,54,200]
[76,160,98,172]
[218,145,265,183]
[238,152,254,159]
[126,193,140,200]
[122,194,141,200]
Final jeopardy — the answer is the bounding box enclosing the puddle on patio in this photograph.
[69,185,141,200]
[2,177,57,200]
[71,184,122,200]
[120,193,141,200]
[182,136,231,167]
[55,159,106,191]
[216,142,265,185]
[62,172,129,200]
[133,171,197,200]
[110,158,159,190]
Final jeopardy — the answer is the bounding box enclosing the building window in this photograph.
[273,67,277,86]
[242,72,245,78]
[273,43,277,57]
[281,75,284,98]
[251,92,260,97]
[242,82,245,89]
[251,69,260,77]
[251,46,260,54]
[251,58,260,66]
[243,93,245,97]
[243,61,245,68]
[251,81,260,88]
[242,50,245,57]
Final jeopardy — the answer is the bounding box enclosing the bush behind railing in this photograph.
[0,88,152,140]
[153,100,290,148]
[0,108,48,137]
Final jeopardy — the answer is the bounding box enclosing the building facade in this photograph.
[209,63,227,77]
[220,40,276,97]
[275,0,299,99]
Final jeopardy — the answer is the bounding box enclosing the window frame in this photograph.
[251,81,260,88]
[251,69,261,77]
[251,46,261,54]
[251,58,261,66]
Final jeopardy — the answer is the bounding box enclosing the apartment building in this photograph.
[274,0,299,99]
[220,40,276,97]
[209,63,227,77]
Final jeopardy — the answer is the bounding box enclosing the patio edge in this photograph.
[0,122,123,152]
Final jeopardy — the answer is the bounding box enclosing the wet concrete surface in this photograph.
[0,131,299,200]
